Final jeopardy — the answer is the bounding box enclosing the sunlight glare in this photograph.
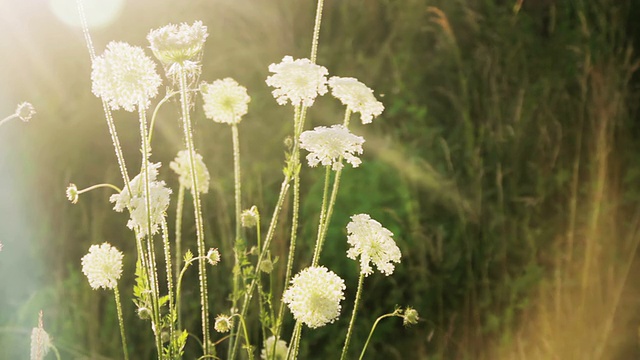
[49,0,124,28]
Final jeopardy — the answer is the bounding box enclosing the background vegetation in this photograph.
[1,0,640,359]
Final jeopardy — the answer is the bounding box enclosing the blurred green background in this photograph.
[2,0,640,359]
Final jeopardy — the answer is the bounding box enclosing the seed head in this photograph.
[214,314,233,333]
[206,248,221,266]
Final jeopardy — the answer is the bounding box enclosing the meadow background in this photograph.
[1,0,640,359]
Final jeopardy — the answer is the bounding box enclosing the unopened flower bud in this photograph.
[16,102,35,122]
[66,184,79,204]
[403,307,419,326]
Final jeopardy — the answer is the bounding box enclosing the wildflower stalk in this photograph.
[358,309,403,360]
[0,114,17,127]
[285,322,303,360]
[75,183,122,195]
[175,184,185,327]
[313,109,351,264]
[311,165,331,266]
[138,105,163,359]
[178,66,211,355]
[310,0,325,63]
[161,219,175,357]
[113,286,130,360]
[340,272,364,360]
[232,313,254,360]
[229,122,243,355]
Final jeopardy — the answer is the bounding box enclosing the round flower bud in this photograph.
[16,102,36,122]
[214,314,233,333]
[66,183,79,204]
[206,248,221,266]
[403,307,419,326]
[241,206,259,228]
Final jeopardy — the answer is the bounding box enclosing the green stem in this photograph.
[77,183,122,195]
[139,105,163,359]
[0,114,18,127]
[114,286,130,360]
[358,312,399,360]
[178,66,210,355]
[229,123,243,358]
[161,219,174,358]
[340,272,365,360]
[285,322,303,360]
[232,314,254,360]
[310,0,325,63]
[175,184,185,329]
[311,166,331,266]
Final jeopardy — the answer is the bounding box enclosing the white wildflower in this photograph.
[110,162,172,239]
[201,78,250,124]
[214,314,233,333]
[81,243,124,290]
[147,21,208,67]
[261,336,288,360]
[282,266,345,328]
[328,77,384,124]
[30,312,51,360]
[16,102,36,122]
[66,183,79,204]
[346,214,401,276]
[91,41,162,112]
[299,125,365,170]
[170,150,210,193]
[206,248,221,266]
[265,56,328,107]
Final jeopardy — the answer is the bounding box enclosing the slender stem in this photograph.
[358,312,398,360]
[139,105,163,359]
[50,345,62,360]
[233,314,254,360]
[311,166,331,266]
[286,322,303,360]
[161,219,174,358]
[178,66,210,355]
[175,184,185,329]
[114,286,130,360]
[340,272,365,360]
[148,91,177,144]
[0,114,18,127]
[229,123,243,357]
[77,183,122,195]
[310,0,325,63]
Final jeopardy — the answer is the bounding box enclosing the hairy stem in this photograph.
[114,286,130,360]
[340,272,365,360]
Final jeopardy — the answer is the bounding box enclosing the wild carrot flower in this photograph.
[16,102,36,122]
[110,162,172,238]
[299,125,365,170]
[214,314,233,333]
[241,206,259,228]
[346,214,401,276]
[30,312,51,360]
[206,248,221,266]
[170,150,210,193]
[201,78,250,124]
[261,336,288,360]
[66,183,79,204]
[147,21,208,67]
[282,266,346,328]
[265,56,328,107]
[328,77,384,124]
[81,242,124,290]
[91,41,162,112]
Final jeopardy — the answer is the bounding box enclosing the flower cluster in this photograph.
[147,21,208,67]
[283,266,345,328]
[266,56,328,107]
[346,214,401,276]
[16,102,36,122]
[110,162,172,238]
[299,125,365,170]
[328,77,384,124]
[81,242,124,290]
[201,78,251,124]
[261,336,288,360]
[170,150,210,193]
[91,41,162,112]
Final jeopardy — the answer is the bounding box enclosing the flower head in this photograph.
[66,183,79,204]
[261,336,288,360]
[110,162,172,239]
[30,311,51,360]
[147,21,208,67]
[299,125,365,170]
[241,206,259,228]
[81,242,124,290]
[201,78,250,124]
[206,248,221,266]
[328,77,384,124]
[346,214,401,276]
[265,56,328,107]
[214,314,233,333]
[403,307,419,326]
[91,41,162,112]
[170,150,210,193]
[16,102,36,122]
[282,266,345,328]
